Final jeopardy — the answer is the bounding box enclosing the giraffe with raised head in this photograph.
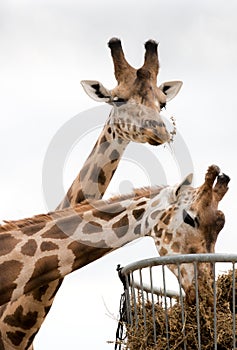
[58,38,182,208]
[0,165,230,308]
[0,38,182,349]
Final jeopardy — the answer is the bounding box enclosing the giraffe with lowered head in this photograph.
[0,165,230,312]
[0,38,182,349]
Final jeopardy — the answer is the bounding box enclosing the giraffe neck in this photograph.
[0,122,129,349]
[57,123,129,209]
[0,186,169,306]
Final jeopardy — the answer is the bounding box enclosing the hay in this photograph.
[217,269,237,313]
[123,271,236,350]
[126,301,166,350]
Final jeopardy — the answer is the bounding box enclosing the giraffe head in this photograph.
[149,165,230,300]
[81,38,182,145]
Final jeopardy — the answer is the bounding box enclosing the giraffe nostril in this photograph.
[160,102,166,110]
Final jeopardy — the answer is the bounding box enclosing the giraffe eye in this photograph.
[112,97,127,106]
[183,209,198,228]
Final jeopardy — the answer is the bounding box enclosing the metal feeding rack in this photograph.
[115,253,237,350]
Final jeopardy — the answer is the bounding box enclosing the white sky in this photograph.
[1,1,237,349]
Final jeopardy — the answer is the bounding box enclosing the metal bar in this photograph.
[138,268,147,334]
[131,272,138,329]
[162,264,170,349]
[121,254,237,276]
[149,266,157,344]
[213,263,217,350]
[194,262,201,350]
[125,274,132,325]
[177,264,186,350]
[232,262,236,349]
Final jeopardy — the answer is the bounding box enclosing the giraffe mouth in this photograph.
[142,123,171,146]
[145,132,168,146]
[148,138,162,146]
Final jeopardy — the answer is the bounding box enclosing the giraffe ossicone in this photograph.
[0,165,230,308]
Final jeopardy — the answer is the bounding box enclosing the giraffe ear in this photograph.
[159,81,183,102]
[175,173,193,196]
[81,80,111,102]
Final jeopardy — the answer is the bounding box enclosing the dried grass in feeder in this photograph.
[124,272,235,350]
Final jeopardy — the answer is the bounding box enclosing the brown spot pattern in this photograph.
[98,135,110,153]
[82,221,103,234]
[171,241,181,253]
[163,212,171,225]
[0,260,23,305]
[21,239,37,256]
[40,241,59,251]
[164,232,173,244]
[22,222,46,236]
[134,224,141,235]
[41,224,68,239]
[110,149,120,163]
[112,214,129,237]
[24,255,61,295]
[68,241,111,271]
[136,201,147,207]
[92,205,126,221]
[98,167,106,185]
[132,208,145,220]
[0,234,21,256]
[159,247,168,256]
[6,330,26,346]
[4,305,38,330]
[42,215,82,239]
[32,284,50,302]
[150,209,161,220]
[90,164,106,185]
[159,212,166,221]
[153,225,163,238]
[75,189,86,203]
[188,246,198,254]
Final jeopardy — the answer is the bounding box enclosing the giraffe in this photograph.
[0,165,229,311]
[58,37,182,208]
[0,38,183,349]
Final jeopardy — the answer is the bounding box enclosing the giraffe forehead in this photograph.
[177,188,196,206]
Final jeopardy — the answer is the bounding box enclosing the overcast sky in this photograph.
[1,1,237,349]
